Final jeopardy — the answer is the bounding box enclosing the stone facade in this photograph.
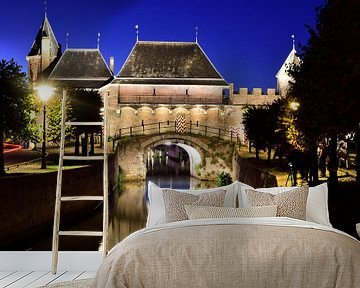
[114,84,223,104]
[100,83,280,144]
[27,55,42,83]
[116,133,235,181]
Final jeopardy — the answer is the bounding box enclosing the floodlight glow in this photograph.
[36,85,55,102]
[289,101,300,111]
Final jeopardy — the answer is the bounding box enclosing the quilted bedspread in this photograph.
[92,218,360,288]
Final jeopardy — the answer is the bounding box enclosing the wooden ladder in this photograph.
[51,89,109,274]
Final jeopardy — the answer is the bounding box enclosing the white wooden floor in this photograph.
[0,270,95,287]
[0,251,102,288]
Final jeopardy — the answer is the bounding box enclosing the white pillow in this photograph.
[184,205,278,219]
[146,181,245,227]
[240,183,331,227]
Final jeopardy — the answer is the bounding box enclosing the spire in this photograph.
[275,34,301,95]
[135,25,139,42]
[195,26,198,43]
[97,32,101,49]
[27,5,62,82]
[27,11,60,57]
[44,0,47,17]
[66,32,69,49]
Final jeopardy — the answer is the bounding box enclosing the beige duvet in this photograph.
[93,218,360,288]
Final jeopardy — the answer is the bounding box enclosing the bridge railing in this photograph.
[118,94,225,105]
[112,121,241,150]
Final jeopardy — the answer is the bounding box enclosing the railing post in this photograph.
[205,126,207,137]
[112,138,115,151]
[142,120,144,134]
[119,129,121,138]
[130,127,132,137]
[190,120,192,134]
[159,122,161,134]
[230,130,233,142]
[167,120,169,126]
[175,121,177,132]
[218,128,221,138]
[196,121,198,127]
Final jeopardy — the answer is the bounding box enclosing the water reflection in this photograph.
[107,144,216,250]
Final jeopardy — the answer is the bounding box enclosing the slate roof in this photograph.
[28,15,60,57]
[113,41,228,86]
[48,49,113,88]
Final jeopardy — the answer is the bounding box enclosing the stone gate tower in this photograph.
[26,13,61,83]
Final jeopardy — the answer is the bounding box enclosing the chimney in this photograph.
[110,57,115,74]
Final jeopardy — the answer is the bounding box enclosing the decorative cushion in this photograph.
[162,189,226,223]
[246,186,309,220]
[184,205,278,220]
[240,183,332,227]
[146,181,247,227]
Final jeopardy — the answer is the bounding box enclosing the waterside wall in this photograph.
[232,152,278,188]
[0,157,115,249]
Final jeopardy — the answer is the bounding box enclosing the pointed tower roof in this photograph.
[27,15,59,57]
[113,41,228,86]
[275,38,301,78]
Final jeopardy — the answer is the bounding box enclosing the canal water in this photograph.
[107,144,215,251]
[11,144,216,251]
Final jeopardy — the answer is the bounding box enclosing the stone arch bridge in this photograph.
[114,122,239,180]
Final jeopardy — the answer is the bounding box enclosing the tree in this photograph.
[243,105,268,159]
[287,0,360,188]
[0,59,38,176]
[268,98,290,166]
[243,100,288,162]
[69,89,102,155]
[265,98,288,163]
[46,91,74,146]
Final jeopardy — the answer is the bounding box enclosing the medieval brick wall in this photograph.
[100,83,280,143]
[26,55,42,82]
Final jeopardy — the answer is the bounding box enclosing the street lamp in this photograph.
[36,85,55,169]
[289,101,300,111]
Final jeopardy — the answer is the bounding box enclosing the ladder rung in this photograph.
[61,196,104,201]
[63,156,104,160]
[65,121,104,126]
[59,231,103,237]
[52,91,109,274]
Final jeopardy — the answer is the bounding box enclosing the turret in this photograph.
[275,35,301,96]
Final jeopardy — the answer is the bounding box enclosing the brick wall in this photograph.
[101,83,280,144]
[0,159,115,249]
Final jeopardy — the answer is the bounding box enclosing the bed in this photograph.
[92,182,360,288]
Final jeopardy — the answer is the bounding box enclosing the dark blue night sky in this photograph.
[0,0,324,90]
